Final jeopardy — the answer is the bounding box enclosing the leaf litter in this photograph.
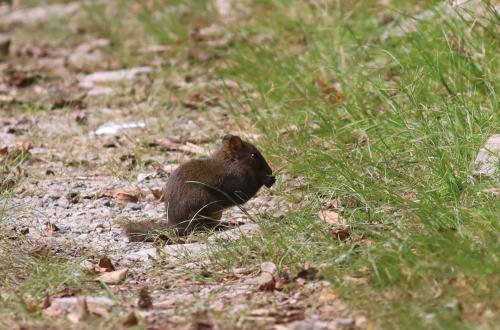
[0,0,360,328]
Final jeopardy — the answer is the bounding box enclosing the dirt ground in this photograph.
[0,1,364,329]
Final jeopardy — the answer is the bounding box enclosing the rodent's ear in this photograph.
[222,134,243,153]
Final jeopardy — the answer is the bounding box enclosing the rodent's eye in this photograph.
[251,153,258,159]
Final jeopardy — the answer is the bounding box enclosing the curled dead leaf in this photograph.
[295,263,319,281]
[137,287,153,309]
[150,187,165,202]
[97,268,128,284]
[317,209,346,226]
[43,221,59,236]
[330,227,350,241]
[0,178,16,192]
[104,187,142,204]
[150,138,208,156]
[257,272,275,291]
[344,276,369,285]
[317,77,344,103]
[318,287,337,303]
[98,257,115,272]
[30,245,51,258]
[55,287,80,298]
[16,140,32,152]
[42,295,51,309]
[123,312,139,327]
[5,69,40,87]
[0,146,8,156]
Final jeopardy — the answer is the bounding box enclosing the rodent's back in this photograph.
[164,159,228,233]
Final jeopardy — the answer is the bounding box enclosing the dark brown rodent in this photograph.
[123,134,275,239]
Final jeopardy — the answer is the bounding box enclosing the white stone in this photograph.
[208,223,260,242]
[1,3,81,26]
[79,67,152,88]
[474,134,500,177]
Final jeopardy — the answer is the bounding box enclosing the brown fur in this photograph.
[123,135,275,240]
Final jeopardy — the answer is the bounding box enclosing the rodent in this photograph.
[123,134,275,240]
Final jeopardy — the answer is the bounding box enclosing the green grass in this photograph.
[103,0,498,328]
[218,1,499,328]
[2,0,499,328]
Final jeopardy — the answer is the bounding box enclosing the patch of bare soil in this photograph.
[0,1,361,329]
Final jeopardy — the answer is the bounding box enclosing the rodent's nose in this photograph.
[264,175,276,188]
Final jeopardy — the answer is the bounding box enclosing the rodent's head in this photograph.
[219,134,276,188]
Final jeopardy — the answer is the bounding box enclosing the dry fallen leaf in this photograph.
[318,287,337,303]
[43,221,60,236]
[0,146,8,156]
[55,288,80,298]
[98,268,128,284]
[123,312,139,327]
[137,287,153,309]
[30,245,51,258]
[5,69,40,87]
[317,209,346,226]
[344,276,369,285]
[330,227,350,241]
[42,295,51,309]
[295,263,319,281]
[104,187,142,204]
[150,137,178,150]
[317,77,344,103]
[16,140,32,152]
[150,138,208,156]
[98,257,115,272]
[0,178,15,192]
[257,272,275,291]
[150,187,165,202]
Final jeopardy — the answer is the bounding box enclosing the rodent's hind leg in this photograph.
[178,210,225,234]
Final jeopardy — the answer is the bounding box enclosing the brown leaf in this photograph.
[150,138,207,156]
[318,287,337,303]
[150,187,165,202]
[97,268,128,284]
[181,93,219,109]
[257,273,275,291]
[16,140,32,152]
[42,295,51,309]
[192,311,216,330]
[150,137,178,151]
[30,245,51,258]
[295,263,319,281]
[51,91,86,110]
[344,276,369,285]
[0,146,8,156]
[55,287,80,298]
[5,69,40,88]
[122,312,139,327]
[317,209,345,226]
[0,178,16,192]
[330,227,350,241]
[317,77,344,103]
[178,142,207,155]
[43,222,59,236]
[104,187,142,204]
[137,287,153,309]
[325,198,339,209]
[66,192,79,204]
[98,257,115,272]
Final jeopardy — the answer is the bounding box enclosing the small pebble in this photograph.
[126,203,141,211]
